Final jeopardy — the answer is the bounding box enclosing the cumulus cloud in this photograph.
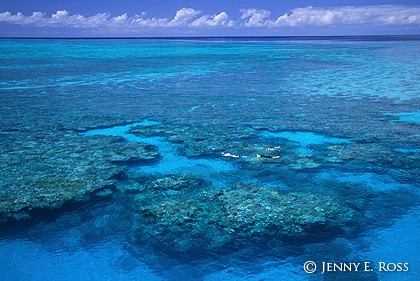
[271,5,420,27]
[0,8,233,29]
[240,9,271,27]
[0,5,419,31]
[0,11,25,23]
[191,12,234,27]
[169,8,201,26]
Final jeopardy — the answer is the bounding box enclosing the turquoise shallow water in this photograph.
[83,122,236,187]
[0,37,419,281]
[261,131,350,155]
[392,110,420,124]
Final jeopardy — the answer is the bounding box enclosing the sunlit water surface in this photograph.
[0,37,419,281]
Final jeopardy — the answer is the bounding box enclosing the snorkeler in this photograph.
[256,154,281,159]
[222,145,281,159]
[265,146,281,151]
[221,152,240,158]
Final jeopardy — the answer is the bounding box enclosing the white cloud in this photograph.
[0,11,25,23]
[272,5,420,27]
[85,13,110,27]
[240,9,271,27]
[191,12,234,27]
[169,8,201,26]
[51,10,69,20]
[131,16,169,28]
[0,5,419,31]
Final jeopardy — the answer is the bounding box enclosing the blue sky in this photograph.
[0,0,419,36]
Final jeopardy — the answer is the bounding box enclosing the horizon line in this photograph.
[1,34,420,40]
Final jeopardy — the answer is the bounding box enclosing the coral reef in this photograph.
[327,143,420,171]
[130,123,328,171]
[134,174,355,253]
[0,130,159,221]
[131,123,259,158]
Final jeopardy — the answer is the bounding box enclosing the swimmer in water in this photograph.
[265,145,281,151]
[221,152,240,158]
[257,154,281,159]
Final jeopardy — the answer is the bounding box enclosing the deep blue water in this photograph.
[0,36,419,281]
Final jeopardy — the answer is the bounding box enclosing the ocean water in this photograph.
[83,122,236,187]
[0,37,419,281]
